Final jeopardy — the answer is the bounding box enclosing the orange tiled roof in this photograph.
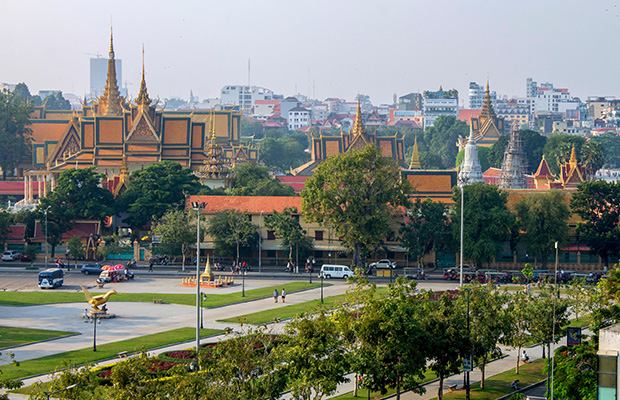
[187,195,301,214]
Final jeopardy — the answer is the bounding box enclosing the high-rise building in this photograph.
[90,57,122,99]
[468,82,496,109]
[423,87,459,129]
[220,85,274,110]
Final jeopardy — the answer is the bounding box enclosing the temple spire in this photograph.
[479,77,496,121]
[350,98,366,136]
[136,44,152,109]
[98,27,123,116]
[569,144,578,168]
[458,122,485,185]
[409,134,422,169]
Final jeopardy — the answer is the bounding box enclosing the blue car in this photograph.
[80,263,103,275]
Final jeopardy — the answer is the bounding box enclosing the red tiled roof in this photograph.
[483,167,502,177]
[186,195,301,214]
[6,225,26,241]
[33,220,100,240]
[277,176,310,194]
[255,100,279,105]
[459,109,481,123]
[534,157,554,179]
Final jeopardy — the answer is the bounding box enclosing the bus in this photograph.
[38,268,64,289]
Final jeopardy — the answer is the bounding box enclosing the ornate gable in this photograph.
[347,132,370,152]
[126,112,158,142]
[47,118,82,167]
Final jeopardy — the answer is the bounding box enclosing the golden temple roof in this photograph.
[350,99,367,137]
[97,27,123,116]
[135,45,152,109]
[409,134,422,169]
[478,78,496,121]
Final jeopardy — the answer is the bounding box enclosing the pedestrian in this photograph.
[273,289,279,303]
[281,288,286,303]
[521,350,529,363]
[149,257,154,272]
[511,379,520,390]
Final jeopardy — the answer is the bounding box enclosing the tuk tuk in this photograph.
[99,264,134,283]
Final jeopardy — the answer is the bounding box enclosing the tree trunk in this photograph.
[437,374,444,400]
[353,373,358,397]
[353,244,362,268]
[542,343,546,359]
[516,345,521,374]
[289,244,293,261]
[181,245,186,272]
[396,374,401,400]
[236,241,240,264]
[480,364,485,389]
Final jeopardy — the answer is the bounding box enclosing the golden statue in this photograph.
[81,286,117,312]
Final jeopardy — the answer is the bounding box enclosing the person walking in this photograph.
[281,288,286,303]
[148,257,154,272]
[273,289,279,303]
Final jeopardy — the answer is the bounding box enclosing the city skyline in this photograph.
[3,0,619,104]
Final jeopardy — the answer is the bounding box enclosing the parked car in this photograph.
[368,259,397,269]
[20,254,32,262]
[80,263,103,275]
[2,251,21,261]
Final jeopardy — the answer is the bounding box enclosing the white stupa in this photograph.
[458,126,485,185]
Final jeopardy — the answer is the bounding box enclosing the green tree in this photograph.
[591,132,620,167]
[259,135,311,171]
[581,140,606,180]
[515,190,570,268]
[43,91,71,110]
[451,183,516,267]
[151,209,197,271]
[96,233,132,260]
[301,144,410,267]
[487,130,546,174]
[0,211,12,248]
[278,310,350,400]
[543,133,586,175]
[0,88,32,180]
[502,291,535,374]
[419,290,468,400]
[456,146,490,172]
[551,343,597,400]
[119,161,201,230]
[207,209,258,262]
[230,163,295,196]
[567,277,589,321]
[529,283,570,355]
[467,285,510,389]
[265,206,312,261]
[353,279,429,399]
[66,235,84,261]
[570,180,620,269]
[399,198,452,267]
[422,115,469,169]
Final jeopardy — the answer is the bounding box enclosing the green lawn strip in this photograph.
[0,282,322,307]
[0,326,77,350]
[219,295,347,324]
[330,369,437,400]
[437,358,545,400]
[219,286,390,325]
[0,327,222,381]
[567,314,592,329]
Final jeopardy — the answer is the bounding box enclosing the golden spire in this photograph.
[210,109,217,140]
[409,134,422,169]
[98,27,123,116]
[569,144,578,168]
[119,154,129,181]
[350,98,366,136]
[479,77,496,121]
[135,44,152,109]
[439,85,443,91]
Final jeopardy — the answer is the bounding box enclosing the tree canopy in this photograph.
[0,89,32,180]
[207,209,259,261]
[230,163,295,196]
[570,180,620,268]
[264,206,312,262]
[421,115,469,169]
[301,144,410,267]
[451,183,516,267]
[515,190,570,267]
[151,209,197,270]
[119,161,202,230]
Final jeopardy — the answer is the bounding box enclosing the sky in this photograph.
[3,0,620,106]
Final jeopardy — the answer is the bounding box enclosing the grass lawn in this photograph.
[436,358,545,399]
[0,327,222,381]
[0,282,322,308]
[0,326,77,350]
[219,286,390,325]
[567,314,592,329]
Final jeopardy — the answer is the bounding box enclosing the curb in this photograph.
[496,379,547,400]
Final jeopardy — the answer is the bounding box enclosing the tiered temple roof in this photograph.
[499,122,528,189]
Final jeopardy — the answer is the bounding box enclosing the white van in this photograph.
[319,264,354,279]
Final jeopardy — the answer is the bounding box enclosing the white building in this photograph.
[220,85,274,110]
[423,89,459,129]
[287,107,310,130]
[311,103,329,123]
[253,100,279,119]
[468,82,496,109]
[525,78,579,116]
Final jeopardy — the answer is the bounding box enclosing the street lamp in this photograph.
[258,210,263,273]
[200,292,206,329]
[44,206,50,268]
[44,383,77,400]
[459,181,465,288]
[191,201,207,354]
[84,312,102,351]
[242,265,245,297]
[320,272,324,303]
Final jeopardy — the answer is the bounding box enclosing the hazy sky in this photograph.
[3,0,619,105]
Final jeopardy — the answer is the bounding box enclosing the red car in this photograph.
[20,254,32,262]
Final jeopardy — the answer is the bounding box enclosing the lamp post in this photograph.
[525,330,552,399]
[320,272,324,303]
[44,206,50,268]
[200,292,206,329]
[84,312,101,351]
[259,210,263,273]
[44,383,77,400]
[242,265,245,297]
[191,201,206,354]
[459,181,464,288]
[308,257,312,284]
[465,288,471,400]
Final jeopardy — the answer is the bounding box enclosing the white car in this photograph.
[369,259,397,269]
[2,251,21,261]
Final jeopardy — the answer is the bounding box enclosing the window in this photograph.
[267,230,276,240]
[315,230,324,241]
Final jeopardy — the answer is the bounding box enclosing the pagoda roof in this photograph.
[533,156,555,179]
